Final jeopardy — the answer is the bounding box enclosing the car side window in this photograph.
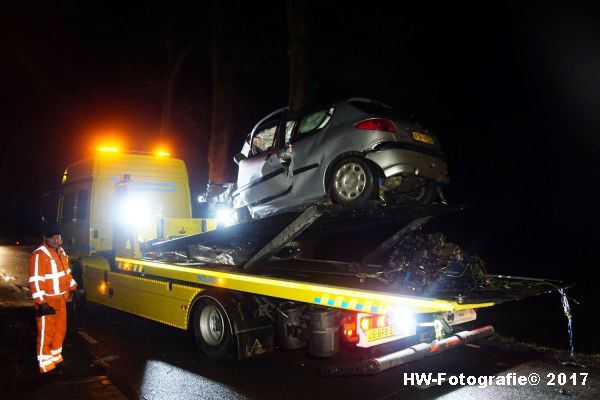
[251,123,277,156]
[296,106,334,141]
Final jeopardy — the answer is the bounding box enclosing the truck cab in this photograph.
[42,149,216,259]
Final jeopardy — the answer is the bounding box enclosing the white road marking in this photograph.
[78,330,99,344]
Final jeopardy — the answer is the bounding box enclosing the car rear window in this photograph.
[348,99,394,116]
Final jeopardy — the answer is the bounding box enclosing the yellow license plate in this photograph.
[412,131,435,145]
[366,325,396,342]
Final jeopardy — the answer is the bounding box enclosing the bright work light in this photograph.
[120,198,151,226]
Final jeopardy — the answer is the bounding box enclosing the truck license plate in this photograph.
[412,131,435,145]
[367,325,396,342]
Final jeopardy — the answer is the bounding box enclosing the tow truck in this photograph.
[45,148,567,375]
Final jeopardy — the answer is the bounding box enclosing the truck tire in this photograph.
[193,297,234,359]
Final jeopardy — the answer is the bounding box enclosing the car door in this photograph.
[285,106,336,203]
[235,109,292,208]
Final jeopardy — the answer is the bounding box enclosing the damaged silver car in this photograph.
[233,98,449,219]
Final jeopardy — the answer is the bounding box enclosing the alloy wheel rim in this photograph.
[334,162,366,201]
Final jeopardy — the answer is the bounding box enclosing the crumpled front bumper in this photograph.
[365,148,450,185]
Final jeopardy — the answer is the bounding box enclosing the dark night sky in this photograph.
[1,1,598,295]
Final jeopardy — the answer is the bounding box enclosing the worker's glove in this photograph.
[36,303,56,317]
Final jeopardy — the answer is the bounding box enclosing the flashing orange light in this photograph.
[98,147,120,153]
[155,150,171,157]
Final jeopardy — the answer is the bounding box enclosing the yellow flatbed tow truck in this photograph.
[46,150,565,375]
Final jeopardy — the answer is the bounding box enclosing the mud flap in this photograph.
[220,294,275,359]
[235,325,275,359]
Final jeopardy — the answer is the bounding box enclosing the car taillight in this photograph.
[354,118,397,133]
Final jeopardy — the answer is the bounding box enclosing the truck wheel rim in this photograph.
[334,162,366,201]
[199,305,225,346]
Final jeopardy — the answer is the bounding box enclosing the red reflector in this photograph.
[354,118,397,133]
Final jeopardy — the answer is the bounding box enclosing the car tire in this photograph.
[193,297,234,359]
[398,181,438,205]
[236,206,252,223]
[329,157,376,207]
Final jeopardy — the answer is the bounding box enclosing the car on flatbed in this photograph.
[232,98,450,220]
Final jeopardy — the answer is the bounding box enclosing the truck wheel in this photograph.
[329,157,375,206]
[193,298,234,359]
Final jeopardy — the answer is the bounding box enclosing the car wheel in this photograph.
[193,298,234,359]
[329,157,375,206]
[405,182,437,205]
[235,206,251,223]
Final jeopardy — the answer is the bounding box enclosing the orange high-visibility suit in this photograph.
[29,244,77,373]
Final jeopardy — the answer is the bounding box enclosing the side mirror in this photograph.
[233,153,247,164]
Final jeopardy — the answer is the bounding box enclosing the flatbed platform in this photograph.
[138,203,565,315]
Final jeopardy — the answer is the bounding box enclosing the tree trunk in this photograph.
[208,0,236,184]
[287,0,316,113]
[160,37,197,139]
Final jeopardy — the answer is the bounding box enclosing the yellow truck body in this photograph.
[57,152,215,258]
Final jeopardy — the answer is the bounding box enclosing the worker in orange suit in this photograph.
[29,224,77,373]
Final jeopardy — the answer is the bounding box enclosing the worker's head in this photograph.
[42,224,62,249]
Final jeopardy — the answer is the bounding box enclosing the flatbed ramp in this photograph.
[144,203,563,310]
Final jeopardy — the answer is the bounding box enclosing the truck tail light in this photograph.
[341,316,359,344]
[360,316,371,331]
[359,315,389,332]
[354,118,397,133]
